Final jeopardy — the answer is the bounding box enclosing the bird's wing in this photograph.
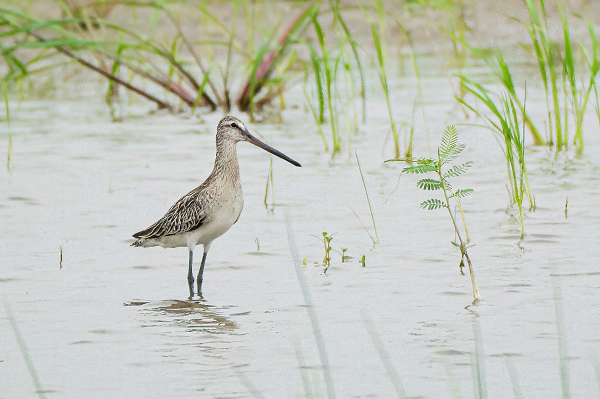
[132,189,208,239]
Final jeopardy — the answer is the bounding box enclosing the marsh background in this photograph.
[1,0,600,398]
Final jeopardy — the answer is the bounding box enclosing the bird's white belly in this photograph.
[153,194,243,250]
[187,204,241,247]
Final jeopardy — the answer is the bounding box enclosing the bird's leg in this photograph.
[197,249,209,297]
[187,250,194,299]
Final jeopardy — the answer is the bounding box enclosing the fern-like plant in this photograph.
[387,125,481,303]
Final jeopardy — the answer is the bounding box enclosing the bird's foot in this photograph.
[186,293,204,301]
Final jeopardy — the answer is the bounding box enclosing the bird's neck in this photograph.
[212,138,240,183]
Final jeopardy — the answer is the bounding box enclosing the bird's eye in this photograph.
[231,122,239,129]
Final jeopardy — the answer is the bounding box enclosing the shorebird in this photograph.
[131,116,301,298]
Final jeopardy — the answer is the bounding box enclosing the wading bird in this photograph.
[131,116,301,298]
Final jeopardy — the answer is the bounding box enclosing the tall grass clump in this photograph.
[555,5,600,152]
[333,35,361,156]
[311,12,340,153]
[458,1,600,153]
[300,1,368,156]
[457,80,533,239]
[302,0,387,156]
[456,43,545,146]
[0,1,317,115]
[327,0,366,124]
[387,125,481,303]
[521,0,561,147]
[520,0,600,152]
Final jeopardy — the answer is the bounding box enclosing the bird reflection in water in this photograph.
[124,299,237,333]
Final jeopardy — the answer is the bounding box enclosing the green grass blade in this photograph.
[305,42,325,123]
[303,84,328,151]
[361,6,397,156]
[356,151,378,244]
[362,310,407,398]
[2,82,13,171]
[328,0,366,123]
[471,320,488,399]
[553,278,571,399]
[4,302,46,398]
[312,14,338,152]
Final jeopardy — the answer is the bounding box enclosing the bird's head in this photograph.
[216,116,301,167]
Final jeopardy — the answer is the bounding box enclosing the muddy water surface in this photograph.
[2,66,600,398]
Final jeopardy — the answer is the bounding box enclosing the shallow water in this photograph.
[2,63,600,398]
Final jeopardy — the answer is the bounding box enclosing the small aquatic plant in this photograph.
[321,232,333,272]
[333,247,350,263]
[312,231,334,272]
[340,248,348,262]
[387,125,481,303]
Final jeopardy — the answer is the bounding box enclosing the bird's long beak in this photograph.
[245,132,302,167]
